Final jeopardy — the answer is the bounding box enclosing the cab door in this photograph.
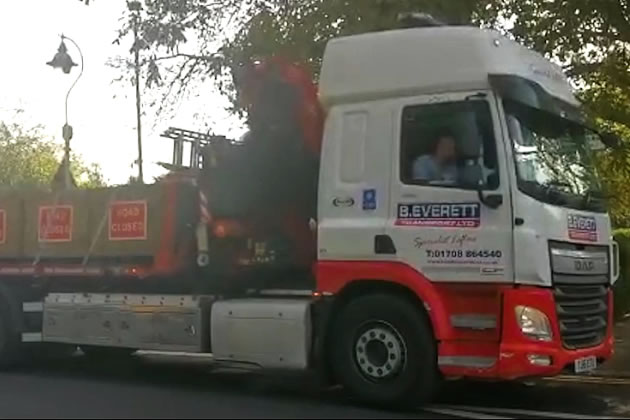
[317,101,394,261]
[386,91,514,284]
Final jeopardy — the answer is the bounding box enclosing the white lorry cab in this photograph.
[0,22,620,408]
[315,24,618,395]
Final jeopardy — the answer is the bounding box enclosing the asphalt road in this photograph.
[1,354,629,419]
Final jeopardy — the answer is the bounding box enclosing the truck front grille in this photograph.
[549,241,610,350]
[553,283,608,349]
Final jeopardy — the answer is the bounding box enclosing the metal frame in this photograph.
[160,127,232,169]
[42,293,215,352]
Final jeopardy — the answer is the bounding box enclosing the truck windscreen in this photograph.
[504,99,607,213]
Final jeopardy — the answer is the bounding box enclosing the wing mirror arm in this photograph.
[477,180,503,209]
[462,162,503,209]
[600,132,622,149]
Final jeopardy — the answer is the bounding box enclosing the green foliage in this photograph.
[113,0,491,114]
[71,161,107,189]
[595,139,630,227]
[489,0,630,226]
[116,1,629,223]
[225,1,486,78]
[0,122,106,189]
[614,229,630,320]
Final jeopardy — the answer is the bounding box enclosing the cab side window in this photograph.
[400,100,500,190]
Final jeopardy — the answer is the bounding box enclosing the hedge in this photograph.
[614,229,630,320]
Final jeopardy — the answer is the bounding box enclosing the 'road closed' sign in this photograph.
[109,201,147,241]
[39,206,73,242]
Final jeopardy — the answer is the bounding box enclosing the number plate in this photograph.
[574,356,597,374]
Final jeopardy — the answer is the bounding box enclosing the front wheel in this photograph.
[330,294,439,406]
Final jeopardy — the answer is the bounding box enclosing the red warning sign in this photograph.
[0,210,5,244]
[39,205,73,242]
[109,201,147,241]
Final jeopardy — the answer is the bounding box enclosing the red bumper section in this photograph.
[438,286,614,380]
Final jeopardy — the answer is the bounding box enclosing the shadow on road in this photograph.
[2,355,423,418]
[9,355,337,401]
[437,379,617,416]
[3,355,627,418]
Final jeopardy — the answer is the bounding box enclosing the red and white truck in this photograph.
[0,20,620,405]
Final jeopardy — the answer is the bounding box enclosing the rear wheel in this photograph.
[330,293,439,406]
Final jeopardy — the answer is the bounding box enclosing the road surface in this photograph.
[0,353,628,418]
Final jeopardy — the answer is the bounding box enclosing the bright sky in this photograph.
[0,0,241,185]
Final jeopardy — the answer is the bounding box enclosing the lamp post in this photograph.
[129,0,144,184]
[46,34,84,189]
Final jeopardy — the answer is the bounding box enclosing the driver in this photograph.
[412,129,458,183]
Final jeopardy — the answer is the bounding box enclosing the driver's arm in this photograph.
[412,155,433,181]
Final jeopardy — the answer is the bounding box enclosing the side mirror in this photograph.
[479,188,503,209]
[601,132,621,149]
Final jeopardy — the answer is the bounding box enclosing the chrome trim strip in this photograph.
[450,314,497,330]
[551,248,608,259]
[258,289,313,297]
[438,356,496,369]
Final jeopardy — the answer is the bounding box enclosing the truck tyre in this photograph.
[330,293,439,406]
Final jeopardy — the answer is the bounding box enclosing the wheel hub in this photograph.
[354,323,406,380]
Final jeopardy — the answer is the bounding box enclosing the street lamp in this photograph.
[46,34,84,189]
[129,0,144,184]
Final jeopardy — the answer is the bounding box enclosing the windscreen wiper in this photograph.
[519,180,567,205]
[582,189,609,211]
[544,180,572,189]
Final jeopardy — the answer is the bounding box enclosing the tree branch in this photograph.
[151,52,221,63]
[153,56,197,120]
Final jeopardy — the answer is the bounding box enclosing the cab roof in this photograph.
[319,26,578,108]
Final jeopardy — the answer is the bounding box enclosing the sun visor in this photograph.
[490,75,584,124]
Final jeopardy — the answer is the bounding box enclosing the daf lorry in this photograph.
[0,21,620,405]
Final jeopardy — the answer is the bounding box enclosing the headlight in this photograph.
[515,306,552,342]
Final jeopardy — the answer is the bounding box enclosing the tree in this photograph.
[112,0,491,115]
[114,0,629,223]
[0,122,105,189]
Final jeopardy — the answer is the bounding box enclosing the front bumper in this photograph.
[497,286,614,379]
[438,286,614,380]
